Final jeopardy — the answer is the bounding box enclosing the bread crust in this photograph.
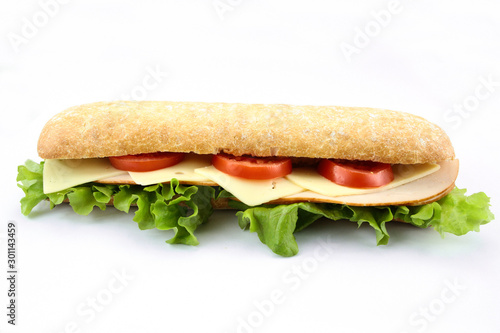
[38,101,454,164]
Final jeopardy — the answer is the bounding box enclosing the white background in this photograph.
[1,0,499,332]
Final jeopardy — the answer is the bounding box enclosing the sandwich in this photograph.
[17,101,494,256]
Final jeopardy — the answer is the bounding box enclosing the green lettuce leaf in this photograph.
[237,203,396,256]
[17,160,215,246]
[17,160,494,256]
[17,160,47,215]
[394,188,495,236]
[236,188,494,256]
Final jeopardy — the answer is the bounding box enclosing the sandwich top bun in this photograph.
[38,101,454,164]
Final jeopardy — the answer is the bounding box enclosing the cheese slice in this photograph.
[43,158,128,194]
[194,166,305,206]
[285,163,440,197]
[128,154,213,185]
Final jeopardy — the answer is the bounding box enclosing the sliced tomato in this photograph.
[317,159,394,188]
[109,152,186,172]
[212,153,292,180]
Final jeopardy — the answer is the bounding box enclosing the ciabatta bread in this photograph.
[38,101,454,164]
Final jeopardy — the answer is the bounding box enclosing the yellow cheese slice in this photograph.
[43,158,128,194]
[285,163,440,197]
[128,154,213,185]
[194,166,305,206]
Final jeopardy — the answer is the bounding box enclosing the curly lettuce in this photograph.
[235,188,494,256]
[17,160,215,245]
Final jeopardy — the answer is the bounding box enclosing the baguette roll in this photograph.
[38,101,454,164]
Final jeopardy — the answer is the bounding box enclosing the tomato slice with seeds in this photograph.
[317,159,394,188]
[212,153,292,180]
[109,152,186,172]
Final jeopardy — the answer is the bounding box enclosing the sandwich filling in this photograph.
[41,153,452,207]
